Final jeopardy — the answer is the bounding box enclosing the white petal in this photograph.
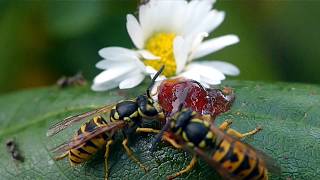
[186,63,225,84]
[96,60,122,70]
[95,60,109,69]
[205,10,225,33]
[91,80,119,91]
[179,70,201,82]
[199,81,210,88]
[174,36,189,74]
[126,14,144,49]
[119,74,145,89]
[182,0,215,35]
[132,56,148,72]
[196,61,240,76]
[145,66,158,74]
[190,32,208,53]
[193,10,225,34]
[96,60,139,70]
[192,35,240,59]
[98,47,137,60]
[153,1,172,31]
[92,67,143,91]
[93,66,133,84]
[140,1,157,39]
[139,4,149,38]
[138,50,160,60]
[201,76,222,85]
[170,1,188,34]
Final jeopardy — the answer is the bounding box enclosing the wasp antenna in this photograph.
[150,117,171,152]
[147,65,165,98]
[150,85,190,151]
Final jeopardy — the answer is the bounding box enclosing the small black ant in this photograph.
[6,139,24,162]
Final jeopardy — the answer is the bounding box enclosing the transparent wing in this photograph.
[187,146,237,180]
[47,103,116,137]
[168,127,236,180]
[50,121,125,154]
[209,125,281,176]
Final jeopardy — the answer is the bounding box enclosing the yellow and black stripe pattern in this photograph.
[170,109,268,180]
[68,95,163,165]
[68,116,110,166]
[212,140,268,180]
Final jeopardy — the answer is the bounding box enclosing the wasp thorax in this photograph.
[172,109,194,132]
[110,100,141,126]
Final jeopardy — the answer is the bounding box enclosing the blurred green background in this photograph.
[0,0,319,94]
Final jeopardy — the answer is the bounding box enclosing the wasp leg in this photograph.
[167,155,197,180]
[104,139,113,180]
[226,126,262,139]
[136,128,160,134]
[218,119,233,131]
[54,152,69,161]
[122,138,148,172]
[162,132,182,149]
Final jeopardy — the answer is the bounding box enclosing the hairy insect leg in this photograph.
[226,126,262,139]
[167,155,197,180]
[162,132,182,149]
[54,152,69,161]
[104,140,114,180]
[136,128,160,134]
[122,138,148,172]
[219,119,262,139]
[218,119,233,131]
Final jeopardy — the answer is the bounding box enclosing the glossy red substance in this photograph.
[157,78,235,117]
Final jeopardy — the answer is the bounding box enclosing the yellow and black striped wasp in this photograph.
[156,106,280,180]
[47,67,166,179]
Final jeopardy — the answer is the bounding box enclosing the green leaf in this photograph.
[0,81,319,179]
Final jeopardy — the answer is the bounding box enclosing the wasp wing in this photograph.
[47,103,116,137]
[209,125,281,176]
[50,120,125,154]
[167,129,236,180]
[188,146,237,180]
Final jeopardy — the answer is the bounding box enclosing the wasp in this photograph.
[151,77,254,150]
[156,107,280,180]
[47,67,166,179]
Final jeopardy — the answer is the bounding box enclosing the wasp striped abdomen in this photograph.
[68,116,110,165]
[212,140,268,179]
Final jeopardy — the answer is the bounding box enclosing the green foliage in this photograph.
[0,81,320,179]
[1,1,320,94]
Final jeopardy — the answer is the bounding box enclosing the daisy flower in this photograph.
[92,0,240,91]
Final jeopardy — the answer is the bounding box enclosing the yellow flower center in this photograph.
[144,33,176,77]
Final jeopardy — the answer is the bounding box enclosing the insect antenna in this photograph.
[150,85,190,151]
[146,65,165,98]
[150,116,171,152]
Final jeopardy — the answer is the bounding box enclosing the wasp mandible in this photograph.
[47,67,166,179]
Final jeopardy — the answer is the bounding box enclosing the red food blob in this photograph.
[157,78,235,118]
